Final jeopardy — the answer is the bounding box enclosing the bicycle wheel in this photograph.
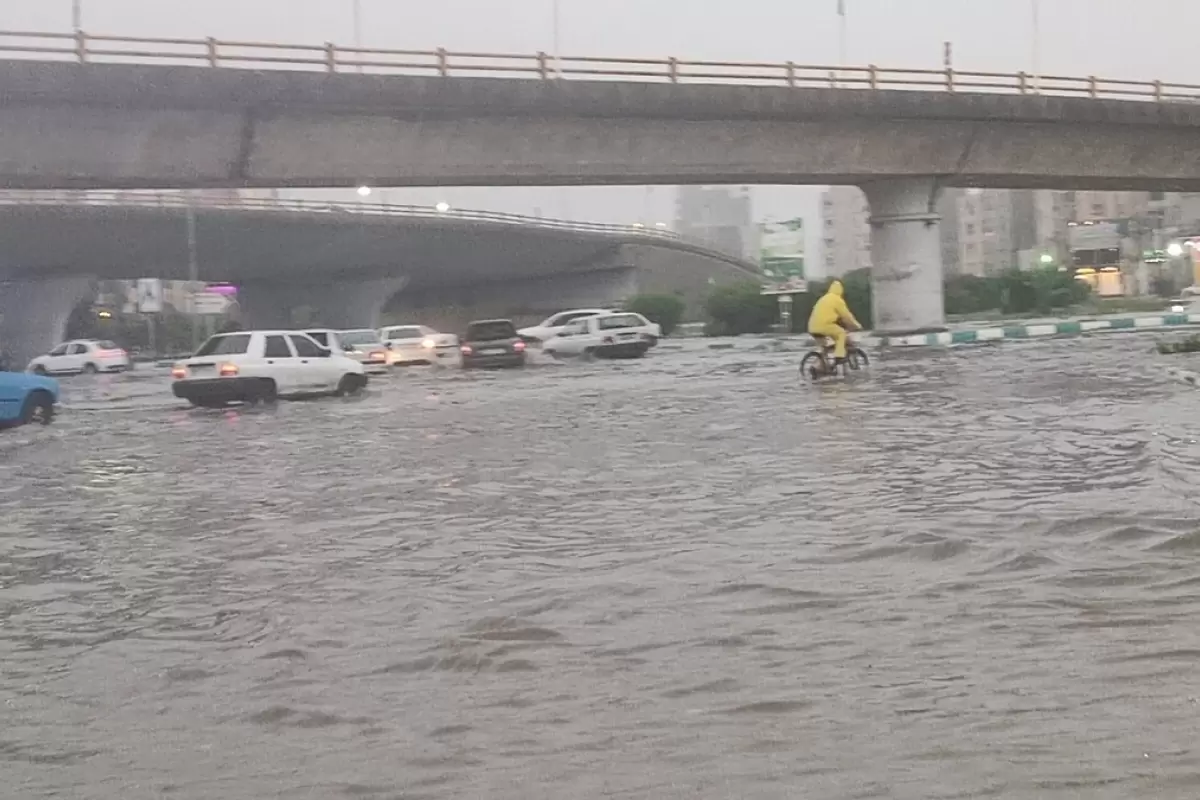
[846,347,870,370]
[799,351,823,380]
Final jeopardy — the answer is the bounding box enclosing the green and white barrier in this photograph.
[876,313,1200,348]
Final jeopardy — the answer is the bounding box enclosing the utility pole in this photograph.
[837,0,847,71]
[72,0,81,31]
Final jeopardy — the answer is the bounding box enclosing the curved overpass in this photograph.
[0,193,759,366]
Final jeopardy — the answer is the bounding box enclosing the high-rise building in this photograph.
[818,186,871,279]
[673,186,755,259]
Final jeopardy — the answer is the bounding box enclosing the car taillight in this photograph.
[98,349,124,358]
[513,340,526,352]
[460,345,472,355]
[219,363,239,377]
[171,366,187,380]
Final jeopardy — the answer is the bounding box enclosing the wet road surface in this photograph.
[4,335,1200,799]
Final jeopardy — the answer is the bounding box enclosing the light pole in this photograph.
[837,0,847,72]
[552,0,562,77]
[352,0,363,74]
[1031,0,1040,92]
[186,204,200,350]
[72,0,81,31]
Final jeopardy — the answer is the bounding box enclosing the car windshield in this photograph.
[596,314,642,330]
[339,330,381,346]
[193,334,252,357]
[466,321,517,341]
[383,327,423,340]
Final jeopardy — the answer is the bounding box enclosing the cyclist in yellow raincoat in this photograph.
[807,280,862,363]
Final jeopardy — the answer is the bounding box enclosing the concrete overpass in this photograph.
[4,31,1200,333]
[0,193,759,367]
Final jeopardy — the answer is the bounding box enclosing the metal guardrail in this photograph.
[0,29,1198,102]
[0,190,682,239]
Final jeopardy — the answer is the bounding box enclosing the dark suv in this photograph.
[460,319,527,369]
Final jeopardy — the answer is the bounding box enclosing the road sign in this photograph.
[136,278,163,313]
[759,217,806,295]
[190,293,230,315]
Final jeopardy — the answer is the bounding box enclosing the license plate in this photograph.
[481,348,505,355]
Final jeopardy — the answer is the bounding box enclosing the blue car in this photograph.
[0,370,60,428]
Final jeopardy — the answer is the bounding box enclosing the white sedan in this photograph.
[379,325,458,365]
[305,328,390,375]
[28,339,130,375]
[517,308,611,344]
[542,312,660,359]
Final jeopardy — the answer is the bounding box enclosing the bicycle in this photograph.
[799,337,870,380]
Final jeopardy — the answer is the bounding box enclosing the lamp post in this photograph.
[552,0,562,77]
[72,0,81,31]
[352,0,363,73]
[1031,0,1041,92]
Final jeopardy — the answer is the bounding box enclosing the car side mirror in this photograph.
[343,344,356,352]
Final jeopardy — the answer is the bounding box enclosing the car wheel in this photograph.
[81,363,98,375]
[336,374,365,397]
[582,347,596,361]
[20,390,55,426]
[32,365,47,376]
[250,379,278,405]
[646,335,659,347]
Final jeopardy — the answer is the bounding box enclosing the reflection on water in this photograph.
[4,336,1200,799]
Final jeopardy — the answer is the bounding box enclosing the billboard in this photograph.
[759,217,806,295]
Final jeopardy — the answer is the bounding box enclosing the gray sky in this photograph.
[5,1,1190,258]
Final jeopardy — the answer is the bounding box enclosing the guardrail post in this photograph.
[436,47,449,77]
[945,67,955,92]
[828,70,837,88]
[324,42,336,72]
[668,57,679,83]
[1018,71,1028,94]
[1154,80,1163,101]
[1088,75,1098,98]
[868,64,878,90]
[536,51,548,79]
[74,29,87,64]
[206,37,219,67]
[785,61,796,88]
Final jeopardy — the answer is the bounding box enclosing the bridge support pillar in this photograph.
[0,276,93,370]
[237,276,409,330]
[861,178,946,335]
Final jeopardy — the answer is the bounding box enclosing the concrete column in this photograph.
[237,276,409,330]
[0,276,93,369]
[861,178,946,335]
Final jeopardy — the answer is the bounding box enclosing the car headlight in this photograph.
[422,338,436,349]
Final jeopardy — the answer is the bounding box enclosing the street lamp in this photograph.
[435,201,450,212]
[356,184,372,198]
[72,0,82,31]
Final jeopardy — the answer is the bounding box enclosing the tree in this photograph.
[624,293,686,336]
[704,281,776,336]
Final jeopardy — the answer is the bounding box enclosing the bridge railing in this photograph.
[0,189,683,239]
[0,29,1198,102]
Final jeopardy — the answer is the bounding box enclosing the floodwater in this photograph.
[4,335,1200,799]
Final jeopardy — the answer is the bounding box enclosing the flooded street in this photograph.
[5,335,1200,799]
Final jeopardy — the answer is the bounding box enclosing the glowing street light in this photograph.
[1167,241,1185,258]
[434,201,450,213]
[356,184,372,198]
[1039,252,1054,265]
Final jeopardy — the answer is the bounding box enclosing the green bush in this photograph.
[704,281,776,336]
[1157,335,1200,355]
[624,293,686,337]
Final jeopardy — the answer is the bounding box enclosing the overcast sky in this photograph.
[5,1,1190,256]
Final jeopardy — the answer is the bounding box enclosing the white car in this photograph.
[305,328,390,375]
[170,330,367,408]
[379,324,458,365]
[542,312,660,359]
[28,339,130,375]
[517,309,612,344]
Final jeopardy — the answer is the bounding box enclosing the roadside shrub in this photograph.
[704,281,776,336]
[624,293,685,337]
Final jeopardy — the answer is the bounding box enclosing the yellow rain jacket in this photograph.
[807,280,861,359]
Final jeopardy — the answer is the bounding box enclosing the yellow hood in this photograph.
[827,280,845,297]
